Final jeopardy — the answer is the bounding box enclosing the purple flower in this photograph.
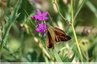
[32,9,48,21]
[35,22,48,36]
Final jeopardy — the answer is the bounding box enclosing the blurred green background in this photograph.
[0,0,97,62]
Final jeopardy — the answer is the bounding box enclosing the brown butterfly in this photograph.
[46,24,71,48]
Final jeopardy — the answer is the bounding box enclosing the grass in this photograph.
[0,0,22,55]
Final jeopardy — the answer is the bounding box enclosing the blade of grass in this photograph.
[23,9,36,27]
[53,49,62,62]
[0,0,22,55]
[71,0,83,63]
[74,0,87,21]
[47,12,53,26]
[86,0,97,17]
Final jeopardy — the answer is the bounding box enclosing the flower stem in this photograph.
[71,0,83,62]
[53,0,71,25]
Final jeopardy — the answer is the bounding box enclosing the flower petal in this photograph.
[38,17,43,21]
[38,23,43,28]
[43,17,48,20]
[37,9,41,15]
[42,11,48,16]
[32,16,34,18]
[34,15,39,19]
[41,31,45,36]
[35,28,40,32]
[44,22,48,28]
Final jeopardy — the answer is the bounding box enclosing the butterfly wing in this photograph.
[46,31,54,48]
[53,27,71,42]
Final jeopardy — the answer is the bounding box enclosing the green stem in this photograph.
[71,0,83,62]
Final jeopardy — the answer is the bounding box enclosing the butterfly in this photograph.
[46,24,71,48]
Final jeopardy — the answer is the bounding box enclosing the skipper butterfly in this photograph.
[46,24,71,48]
